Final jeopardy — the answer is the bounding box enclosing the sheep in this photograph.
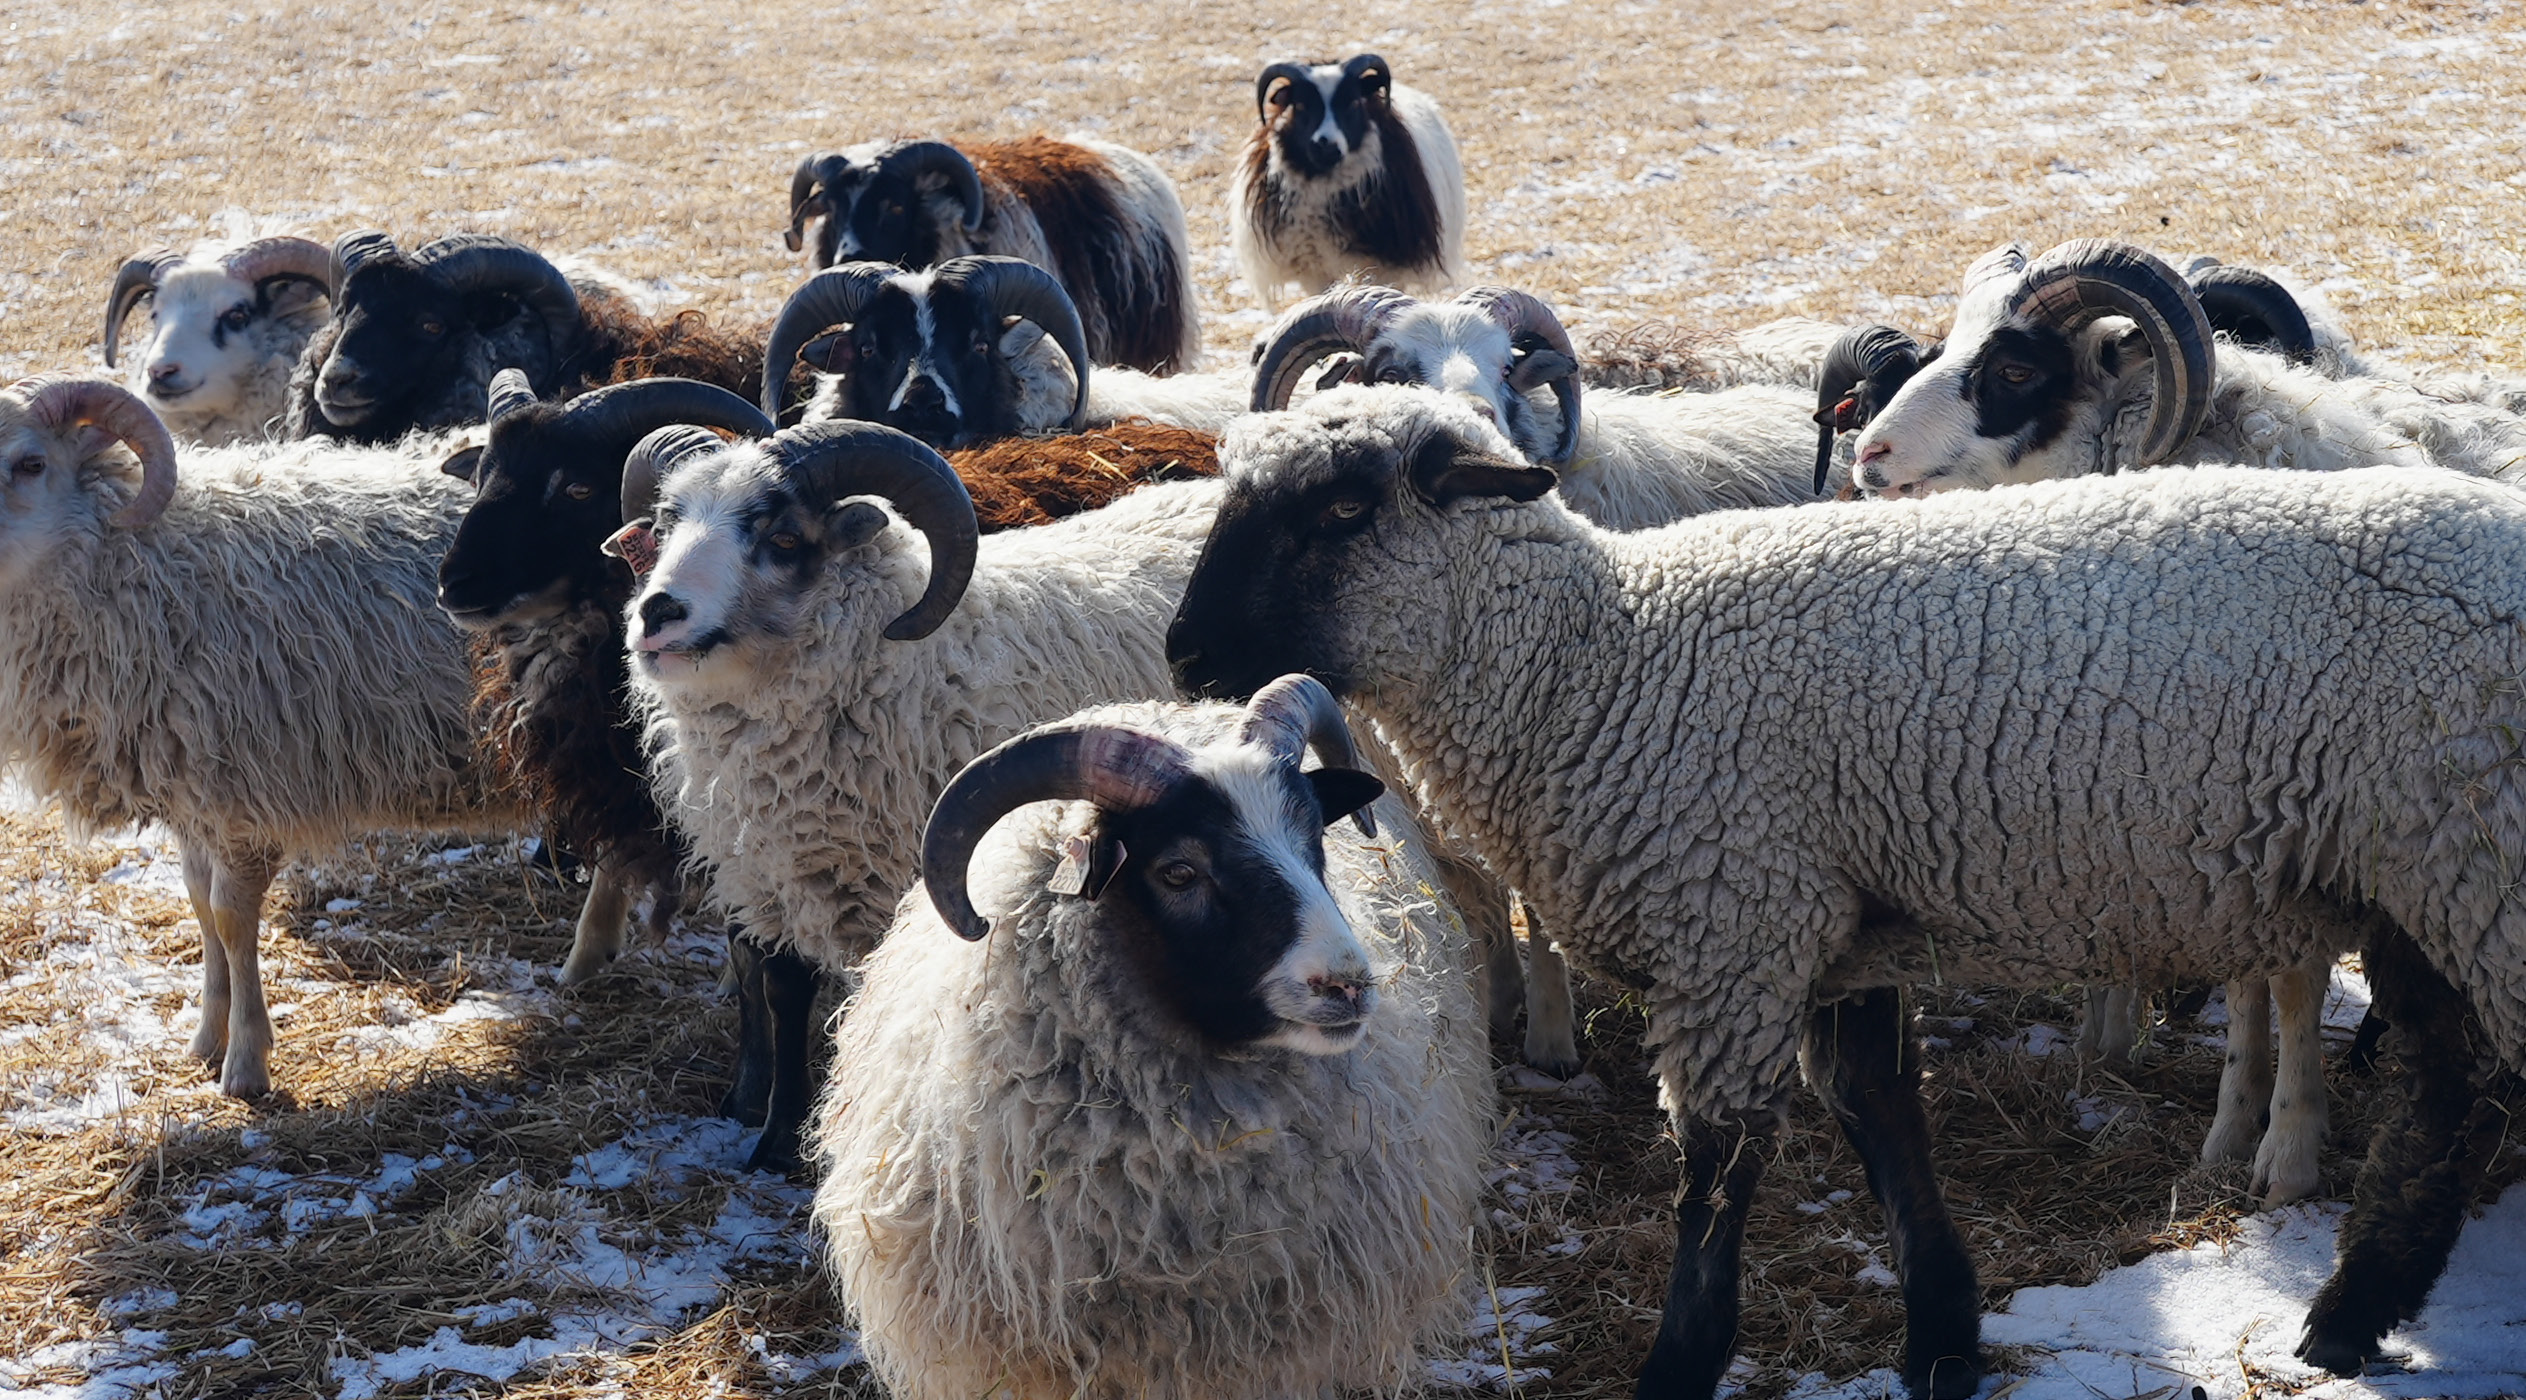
[1249,282,1836,523]
[1843,238,2430,497]
[761,256,1247,443]
[614,419,1224,1170]
[814,677,1493,1400]
[284,230,764,445]
[1166,385,2526,1396]
[782,135,1200,374]
[1577,315,1850,393]
[0,375,518,1100]
[1229,54,1466,309]
[102,234,335,445]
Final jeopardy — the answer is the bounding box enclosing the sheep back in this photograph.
[813,783,1492,1400]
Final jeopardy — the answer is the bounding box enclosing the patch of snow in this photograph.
[1997,1022,2073,1057]
[0,1328,174,1400]
[1428,1284,1558,1389]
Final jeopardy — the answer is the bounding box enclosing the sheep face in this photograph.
[1168,387,1546,704]
[626,449,897,695]
[0,419,112,589]
[805,277,1039,448]
[789,146,980,272]
[1259,60,1389,179]
[436,412,620,629]
[314,260,517,430]
[1356,305,1560,457]
[131,266,323,426]
[1079,745,1385,1052]
[1848,310,2122,497]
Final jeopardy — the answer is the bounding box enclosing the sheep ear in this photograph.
[997,314,1049,360]
[2101,325,2152,378]
[1406,434,1557,505]
[1047,832,1126,901]
[828,499,889,550]
[799,329,856,374]
[1509,347,1575,392]
[439,446,485,484]
[1307,769,1384,831]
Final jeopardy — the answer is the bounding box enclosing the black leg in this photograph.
[1634,1111,1778,1400]
[1803,989,1983,1400]
[2298,928,2500,1374]
[717,926,773,1127]
[2341,1007,2390,1077]
[747,946,823,1176]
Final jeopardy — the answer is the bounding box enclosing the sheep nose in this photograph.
[902,376,946,412]
[1308,973,1366,1007]
[638,592,690,637]
[147,362,183,386]
[1308,137,1343,166]
[1854,440,1892,490]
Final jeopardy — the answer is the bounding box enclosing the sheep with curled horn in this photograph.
[813,676,1492,1400]
[762,254,1247,448]
[1230,54,1466,309]
[283,229,767,445]
[0,374,518,1101]
[103,234,335,445]
[782,135,1200,375]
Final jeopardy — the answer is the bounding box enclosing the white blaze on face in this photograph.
[1200,748,1376,1056]
[1310,71,1350,156]
[1386,306,1515,432]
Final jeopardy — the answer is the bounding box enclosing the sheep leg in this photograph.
[1428,844,1522,1043]
[2202,975,2276,1165]
[180,839,228,1066]
[1633,1109,1779,1400]
[1801,989,1982,1400]
[746,945,823,1177]
[718,926,774,1127]
[209,851,279,1100]
[2073,984,2139,1064]
[2297,927,2501,1375]
[2341,1007,2390,1076]
[2251,959,2330,1207]
[1517,896,1582,1078]
[558,858,635,986]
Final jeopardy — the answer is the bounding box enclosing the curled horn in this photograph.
[1341,52,1392,98]
[1810,325,1925,494]
[1251,284,1421,412]
[1963,243,2029,294]
[2007,239,2215,467]
[418,235,584,363]
[13,375,179,528]
[921,723,1193,941]
[486,367,541,422]
[935,255,1091,428]
[878,140,986,234]
[2187,265,2317,366]
[760,262,900,417]
[762,418,977,641]
[551,375,774,503]
[1255,61,1314,120]
[1458,286,1583,467]
[328,228,402,298]
[1241,673,1378,836]
[785,152,851,256]
[220,236,333,303]
[103,249,184,369]
[620,424,729,523]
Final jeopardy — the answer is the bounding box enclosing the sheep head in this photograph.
[309,231,582,434]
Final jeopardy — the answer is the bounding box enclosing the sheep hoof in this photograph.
[2252,1148,2321,1209]
[557,947,614,987]
[1909,1357,1983,1400]
[2293,1329,2373,1378]
[1520,1044,1583,1080]
[187,1025,226,1066]
[745,1123,808,1178]
[217,1058,271,1100]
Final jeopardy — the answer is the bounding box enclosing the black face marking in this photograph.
[806,163,950,271]
[1961,324,2079,449]
[818,282,1022,449]
[325,260,517,420]
[437,411,635,623]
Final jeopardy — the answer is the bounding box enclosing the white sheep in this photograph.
[1167,385,2526,1396]
[0,375,517,1099]
[813,678,1493,1400]
[1229,54,1467,307]
[102,233,334,445]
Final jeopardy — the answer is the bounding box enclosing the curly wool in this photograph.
[1563,383,1834,526]
[633,479,1222,970]
[813,709,1493,1400]
[1243,402,2526,1118]
[0,437,509,852]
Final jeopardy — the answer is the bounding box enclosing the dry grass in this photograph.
[5,0,2526,1396]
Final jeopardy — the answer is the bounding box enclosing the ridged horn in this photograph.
[2187,265,2317,366]
[620,424,730,523]
[1964,243,2029,294]
[550,375,774,500]
[103,249,184,369]
[220,236,333,303]
[934,255,1091,428]
[921,723,1194,941]
[486,367,541,422]
[1810,324,1925,494]
[760,262,900,417]
[785,152,851,256]
[1458,286,1583,467]
[2007,239,2215,467]
[1251,284,1421,412]
[415,235,583,363]
[761,418,977,641]
[1255,62,1314,120]
[13,375,179,528]
[328,228,402,298]
[1241,673,1378,836]
[878,140,985,233]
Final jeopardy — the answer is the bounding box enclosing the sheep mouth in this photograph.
[635,628,732,665]
[144,381,198,403]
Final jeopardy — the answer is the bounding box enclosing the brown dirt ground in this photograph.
[5,0,2526,1397]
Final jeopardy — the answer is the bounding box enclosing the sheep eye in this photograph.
[564,481,596,502]
[1320,495,1368,528]
[10,454,44,479]
[1155,861,1199,890]
[768,530,802,552]
[418,317,446,337]
[1995,363,2034,386]
[1375,366,1411,385]
[218,306,252,333]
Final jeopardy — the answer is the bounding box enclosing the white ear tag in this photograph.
[1047,834,1120,898]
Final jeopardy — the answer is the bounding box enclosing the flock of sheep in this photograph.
[14,47,2526,1400]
